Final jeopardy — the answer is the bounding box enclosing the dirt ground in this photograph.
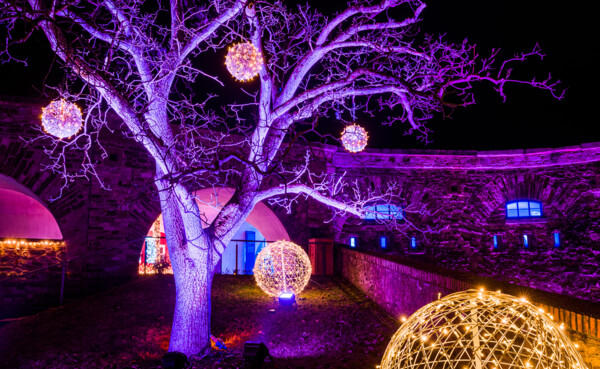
[0,275,399,369]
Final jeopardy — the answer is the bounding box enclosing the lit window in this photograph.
[506,200,542,218]
[379,236,388,249]
[492,235,505,252]
[523,234,530,249]
[364,204,403,220]
[349,237,357,248]
[553,232,560,248]
[411,237,417,249]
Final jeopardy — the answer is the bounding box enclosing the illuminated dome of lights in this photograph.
[225,42,263,81]
[381,289,587,369]
[41,99,83,138]
[253,240,312,297]
[341,124,368,153]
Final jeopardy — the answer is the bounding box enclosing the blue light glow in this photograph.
[554,232,560,248]
[350,237,357,248]
[411,237,417,249]
[523,235,529,248]
[493,235,498,249]
[279,292,294,299]
[380,236,387,248]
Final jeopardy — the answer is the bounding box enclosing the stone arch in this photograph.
[0,173,62,239]
[194,188,290,242]
[139,187,291,274]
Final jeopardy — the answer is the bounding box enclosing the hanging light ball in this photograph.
[381,289,587,369]
[41,99,83,138]
[225,42,263,81]
[341,124,368,153]
[253,240,312,297]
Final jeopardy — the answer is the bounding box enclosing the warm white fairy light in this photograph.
[0,239,65,250]
[381,289,587,369]
[225,42,263,81]
[41,99,83,138]
[341,124,368,153]
[253,240,312,297]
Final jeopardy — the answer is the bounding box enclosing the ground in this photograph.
[0,275,398,369]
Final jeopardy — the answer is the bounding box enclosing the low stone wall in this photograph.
[0,239,66,318]
[338,247,600,369]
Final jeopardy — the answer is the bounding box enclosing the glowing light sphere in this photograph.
[341,124,368,153]
[225,42,263,81]
[381,289,587,369]
[41,99,83,138]
[253,240,312,297]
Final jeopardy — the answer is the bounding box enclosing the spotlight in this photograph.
[243,341,272,369]
[278,292,296,307]
[162,351,187,369]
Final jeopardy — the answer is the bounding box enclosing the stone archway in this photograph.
[139,187,291,274]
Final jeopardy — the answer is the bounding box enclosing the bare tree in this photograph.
[0,0,561,355]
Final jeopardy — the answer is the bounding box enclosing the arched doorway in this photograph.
[139,188,290,275]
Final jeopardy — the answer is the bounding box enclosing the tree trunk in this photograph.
[169,247,213,355]
[156,174,215,356]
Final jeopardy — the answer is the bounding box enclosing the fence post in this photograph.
[60,262,66,305]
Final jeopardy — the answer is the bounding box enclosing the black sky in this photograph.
[1,0,598,150]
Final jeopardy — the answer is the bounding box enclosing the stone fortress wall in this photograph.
[0,96,599,318]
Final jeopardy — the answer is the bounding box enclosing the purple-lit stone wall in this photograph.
[332,147,600,302]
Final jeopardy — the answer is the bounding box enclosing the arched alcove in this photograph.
[139,187,290,274]
[0,174,62,239]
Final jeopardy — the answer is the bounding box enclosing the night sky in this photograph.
[0,0,598,150]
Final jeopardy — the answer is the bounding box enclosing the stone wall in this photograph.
[332,147,600,302]
[339,247,600,369]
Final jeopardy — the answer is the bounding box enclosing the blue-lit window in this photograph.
[349,236,357,248]
[364,204,403,220]
[492,235,505,252]
[506,200,542,218]
[379,236,389,249]
[410,237,417,249]
[523,234,529,248]
[553,232,560,248]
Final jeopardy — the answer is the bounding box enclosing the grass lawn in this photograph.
[0,275,398,368]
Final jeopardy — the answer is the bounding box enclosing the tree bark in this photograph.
[169,251,212,355]
[156,173,214,355]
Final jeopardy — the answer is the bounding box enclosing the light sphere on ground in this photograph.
[253,240,312,297]
[225,42,263,81]
[341,123,368,153]
[41,99,83,138]
[381,289,587,369]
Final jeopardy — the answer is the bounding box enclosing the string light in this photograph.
[381,289,587,369]
[341,124,368,153]
[41,99,83,138]
[253,240,312,297]
[225,42,263,81]
[0,239,65,249]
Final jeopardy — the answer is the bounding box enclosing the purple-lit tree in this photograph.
[0,0,561,355]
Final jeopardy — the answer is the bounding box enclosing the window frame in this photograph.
[505,200,543,219]
[363,204,403,222]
